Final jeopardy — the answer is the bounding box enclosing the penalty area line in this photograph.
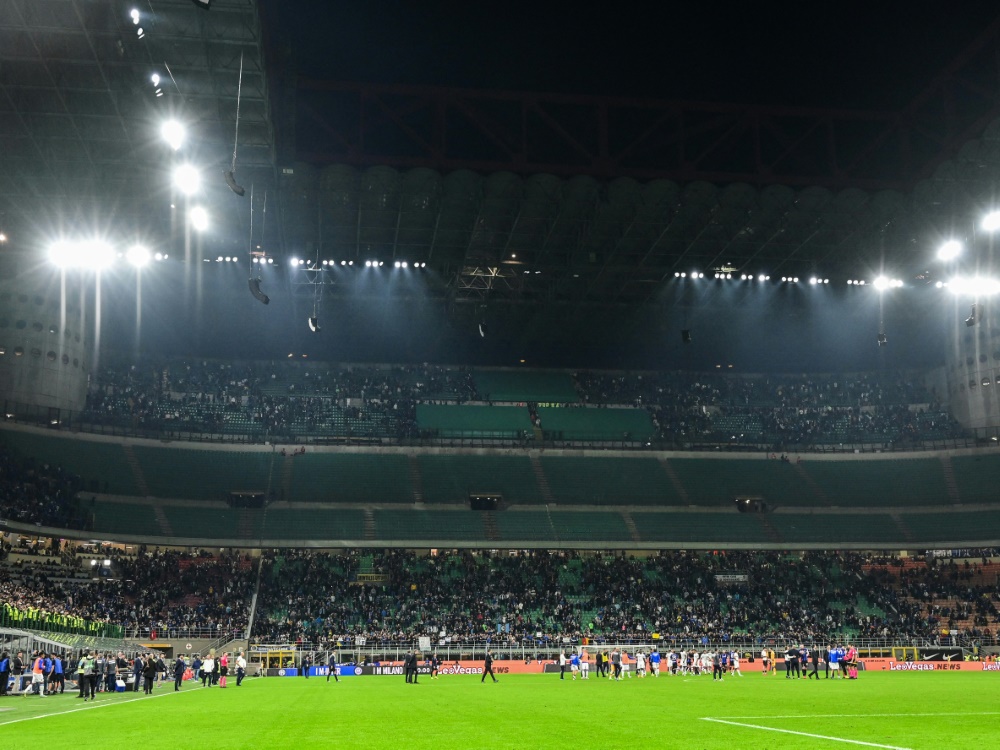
[708,711,1000,720]
[0,686,199,727]
[700,717,913,750]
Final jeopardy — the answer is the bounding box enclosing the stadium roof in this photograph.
[1,1,999,310]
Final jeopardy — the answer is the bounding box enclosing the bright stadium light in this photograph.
[873,276,891,290]
[949,276,1000,297]
[173,164,201,195]
[151,73,160,87]
[80,240,115,270]
[48,240,75,269]
[130,8,140,24]
[982,211,1000,232]
[937,240,962,261]
[189,206,209,232]
[161,120,185,151]
[126,245,151,268]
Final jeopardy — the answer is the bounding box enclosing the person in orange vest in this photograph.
[24,651,47,697]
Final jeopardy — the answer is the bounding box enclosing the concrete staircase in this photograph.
[482,511,500,542]
[621,512,641,543]
[152,505,173,536]
[122,444,151,497]
[408,456,424,503]
[530,456,555,503]
[363,509,376,541]
[939,456,961,504]
[793,462,829,504]
[658,458,690,504]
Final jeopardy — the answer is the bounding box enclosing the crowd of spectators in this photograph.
[250,548,1000,648]
[0,547,255,638]
[81,356,480,441]
[0,445,82,529]
[67,355,968,448]
[5,543,999,647]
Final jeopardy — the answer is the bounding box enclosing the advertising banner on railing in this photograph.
[869,659,1000,672]
[265,661,547,677]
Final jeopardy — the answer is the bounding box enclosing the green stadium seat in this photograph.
[371,509,487,541]
[287,453,413,503]
[536,407,655,441]
[132,447,272,500]
[416,404,530,438]
[90,500,160,536]
[0,429,139,496]
[632,512,771,544]
[474,370,579,402]
[540,456,677,505]
[264,508,366,540]
[418,455,544,504]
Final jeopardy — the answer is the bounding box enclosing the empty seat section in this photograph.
[416,404,530,438]
[669,459,807,506]
[161,505,259,539]
[541,457,676,505]
[132,447,271,500]
[799,459,948,507]
[91,501,160,537]
[950,455,1000,503]
[287,454,412,503]
[0,430,138,495]
[549,511,632,542]
[901,510,1000,544]
[494,511,557,541]
[371,510,486,542]
[632,512,770,544]
[767,513,898,544]
[418,455,543,504]
[474,370,579,402]
[536,407,655,441]
[264,509,366,540]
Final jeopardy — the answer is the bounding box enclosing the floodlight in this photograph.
[394,261,401,268]
[154,252,163,261]
[938,240,962,261]
[757,274,765,282]
[189,206,209,231]
[365,260,372,267]
[873,276,890,290]
[48,240,75,269]
[982,211,1000,232]
[80,240,115,270]
[225,256,231,262]
[340,260,347,266]
[949,276,1000,297]
[131,9,140,24]
[151,73,160,87]
[0,233,6,243]
[308,316,320,333]
[173,164,201,195]
[267,258,273,264]
[809,277,817,285]
[137,27,144,38]
[161,120,185,151]
[290,257,298,266]
[126,245,151,268]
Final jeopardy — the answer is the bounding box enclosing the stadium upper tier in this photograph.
[3,426,1000,548]
[5,355,968,449]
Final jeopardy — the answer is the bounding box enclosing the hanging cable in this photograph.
[224,52,246,196]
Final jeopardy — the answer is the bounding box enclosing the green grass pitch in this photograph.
[3,671,999,749]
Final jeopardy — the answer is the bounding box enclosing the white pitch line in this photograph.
[701,718,913,750]
[0,686,198,727]
[708,712,1000,720]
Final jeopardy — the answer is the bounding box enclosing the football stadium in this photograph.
[4,1,1000,748]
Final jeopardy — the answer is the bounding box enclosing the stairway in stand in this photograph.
[530,456,554,503]
[621,512,641,543]
[409,456,424,503]
[280,455,294,502]
[122,444,151,497]
[482,511,500,542]
[236,508,256,540]
[152,505,173,536]
[363,509,376,541]
[939,456,961,504]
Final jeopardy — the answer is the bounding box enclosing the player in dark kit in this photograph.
[326,652,339,683]
[481,650,498,683]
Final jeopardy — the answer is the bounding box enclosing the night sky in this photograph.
[263,1,1000,108]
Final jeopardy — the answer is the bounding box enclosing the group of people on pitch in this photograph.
[775,644,859,679]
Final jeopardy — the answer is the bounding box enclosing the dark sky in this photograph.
[263,1,1000,108]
